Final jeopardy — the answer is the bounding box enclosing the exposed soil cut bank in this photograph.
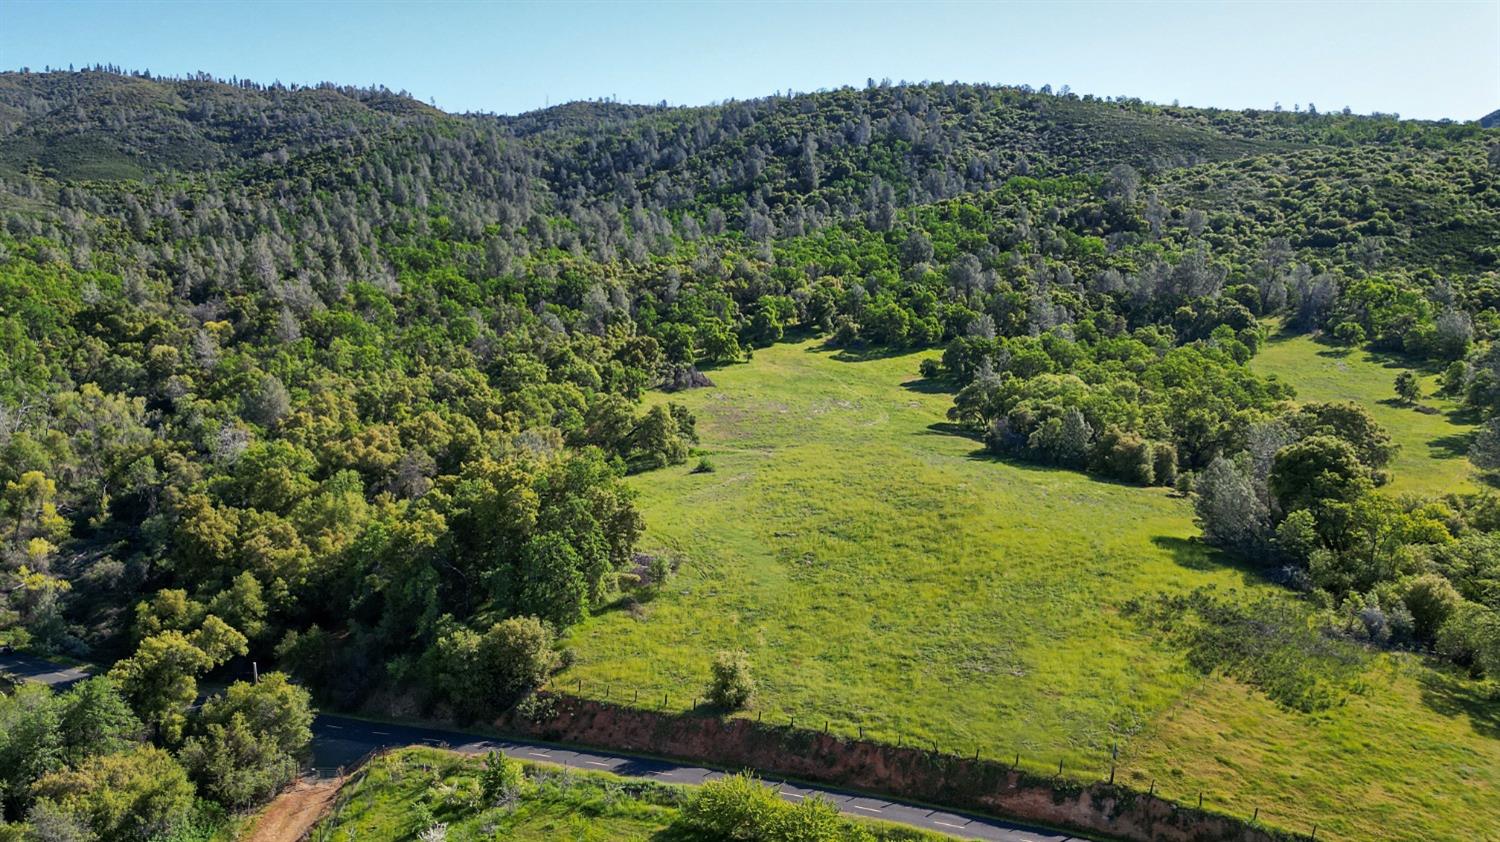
[498,693,1307,842]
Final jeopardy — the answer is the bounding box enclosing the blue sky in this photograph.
[2,0,1496,120]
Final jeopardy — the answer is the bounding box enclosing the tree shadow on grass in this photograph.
[822,343,927,364]
[1315,346,1354,360]
[1363,347,1450,376]
[900,376,953,395]
[1415,665,1500,740]
[1149,535,1277,587]
[1447,406,1485,426]
[922,421,983,443]
[1429,431,1475,461]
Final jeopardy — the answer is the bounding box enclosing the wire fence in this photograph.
[549,678,1326,841]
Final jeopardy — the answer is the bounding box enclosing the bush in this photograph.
[31,745,195,842]
[692,456,716,474]
[676,773,866,842]
[479,751,525,805]
[1435,601,1500,677]
[1331,321,1366,345]
[646,555,673,591]
[708,650,755,710]
[1402,574,1462,643]
[678,773,783,840]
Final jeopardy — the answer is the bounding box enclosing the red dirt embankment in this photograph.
[241,778,342,842]
[497,693,1305,842]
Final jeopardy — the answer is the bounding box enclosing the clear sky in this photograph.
[1,0,1496,121]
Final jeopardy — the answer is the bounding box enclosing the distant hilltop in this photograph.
[1481,109,1500,128]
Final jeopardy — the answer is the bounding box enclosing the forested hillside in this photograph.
[1,67,1499,839]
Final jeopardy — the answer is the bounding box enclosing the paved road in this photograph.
[1,652,1089,842]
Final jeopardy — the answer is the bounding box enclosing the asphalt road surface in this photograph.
[1,652,1089,842]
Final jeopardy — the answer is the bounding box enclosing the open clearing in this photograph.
[560,338,1499,841]
[1250,329,1479,497]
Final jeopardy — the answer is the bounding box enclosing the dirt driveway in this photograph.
[241,778,343,842]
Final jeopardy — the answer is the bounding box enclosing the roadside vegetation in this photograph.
[0,672,312,840]
[312,747,946,841]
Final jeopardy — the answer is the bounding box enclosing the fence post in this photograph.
[1198,792,1203,809]
[1109,762,1115,785]
[858,725,863,740]
[1252,807,1259,823]
[1311,825,1318,841]
[1148,779,1155,798]
[1057,758,1063,778]
[1012,752,1019,770]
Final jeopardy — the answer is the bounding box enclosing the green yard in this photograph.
[558,339,1500,841]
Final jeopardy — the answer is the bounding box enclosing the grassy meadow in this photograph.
[1250,329,1479,497]
[559,338,1500,841]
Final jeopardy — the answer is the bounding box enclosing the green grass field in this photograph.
[312,747,945,841]
[1250,329,1478,497]
[558,339,1500,841]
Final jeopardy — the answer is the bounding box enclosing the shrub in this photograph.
[677,773,783,839]
[31,745,194,842]
[692,456,716,474]
[1402,574,1462,643]
[1331,321,1366,345]
[677,774,868,842]
[479,751,525,805]
[708,650,755,710]
[646,555,673,590]
[1435,601,1500,677]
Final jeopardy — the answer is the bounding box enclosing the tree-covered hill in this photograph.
[1,66,1498,840]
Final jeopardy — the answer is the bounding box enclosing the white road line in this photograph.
[783,792,805,799]
[528,751,552,758]
[851,804,884,813]
[371,731,390,736]
[584,760,612,767]
[326,725,342,730]
[934,821,967,829]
